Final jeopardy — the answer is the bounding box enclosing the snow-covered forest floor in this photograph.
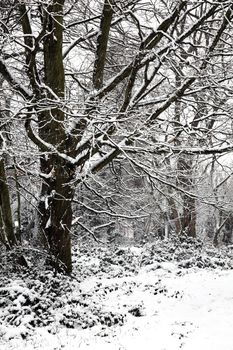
[1,237,233,350]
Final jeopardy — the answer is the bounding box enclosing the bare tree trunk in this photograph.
[0,80,16,247]
[167,196,182,235]
[13,159,21,242]
[38,160,74,272]
[174,69,196,238]
[93,0,114,90]
[37,0,74,272]
[182,192,196,238]
[0,157,16,247]
[0,210,5,245]
[177,157,196,237]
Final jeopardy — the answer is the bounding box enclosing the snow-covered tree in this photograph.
[1,0,233,271]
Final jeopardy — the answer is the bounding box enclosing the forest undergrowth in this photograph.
[1,236,233,341]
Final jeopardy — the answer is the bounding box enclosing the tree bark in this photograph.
[0,76,16,247]
[93,0,114,90]
[177,157,196,238]
[0,157,16,247]
[37,0,74,272]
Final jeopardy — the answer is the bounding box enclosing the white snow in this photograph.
[1,264,233,349]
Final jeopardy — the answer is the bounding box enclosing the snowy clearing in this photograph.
[1,241,233,350]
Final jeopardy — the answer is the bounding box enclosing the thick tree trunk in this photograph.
[37,0,74,272]
[38,157,75,272]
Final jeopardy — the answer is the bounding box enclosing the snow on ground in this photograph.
[1,241,233,349]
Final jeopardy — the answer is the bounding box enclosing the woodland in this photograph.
[1,1,233,348]
[1,0,233,271]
